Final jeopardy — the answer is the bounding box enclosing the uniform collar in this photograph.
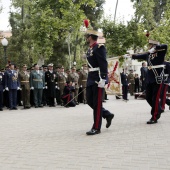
[90,41,97,48]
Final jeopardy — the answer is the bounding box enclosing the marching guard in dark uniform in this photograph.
[132,39,167,124]
[45,63,56,107]
[85,29,114,135]
[18,64,31,109]
[4,63,20,110]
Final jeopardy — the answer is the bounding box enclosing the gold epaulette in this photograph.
[98,44,105,48]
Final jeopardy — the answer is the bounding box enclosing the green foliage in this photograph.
[8,0,106,69]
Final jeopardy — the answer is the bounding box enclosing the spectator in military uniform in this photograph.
[132,39,167,124]
[140,62,148,92]
[79,64,88,104]
[4,63,20,110]
[45,63,56,107]
[42,65,48,106]
[55,66,61,105]
[30,64,45,108]
[18,64,31,109]
[67,66,79,105]
[0,69,4,111]
[15,66,22,106]
[58,66,67,106]
[3,65,9,108]
[127,70,135,96]
[85,29,114,135]
[30,65,35,107]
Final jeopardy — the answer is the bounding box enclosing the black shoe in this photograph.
[76,102,79,105]
[147,119,157,124]
[39,105,43,108]
[106,114,114,128]
[13,107,18,110]
[0,108,3,111]
[103,100,106,103]
[35,106,38,108]
[86,129,101,135]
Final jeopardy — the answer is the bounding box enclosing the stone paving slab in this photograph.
[0,95,170,170]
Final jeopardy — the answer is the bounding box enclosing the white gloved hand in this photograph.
[30,87,34,90]
[17,87,20,90]
[55,86,58,89]
[57,87,60,90]
[98,79,106,88]
[45,86,48,89]
[148,47,156,53]
[5,87,9,91]
[80,85,82,88]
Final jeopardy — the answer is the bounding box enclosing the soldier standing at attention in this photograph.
[85,29,114,135]
[79,64,88,104]
[58,66,67,106]
[18,64,31,109]
[4,63,20,110]
[132,40,167,124]
[30,64,45,108]
[127,70,135,96]
[67,66,79,105]
[45,63,56,107]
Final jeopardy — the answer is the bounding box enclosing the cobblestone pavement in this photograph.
[0,95,170,170]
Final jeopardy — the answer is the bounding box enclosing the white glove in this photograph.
[55,86,58,89]
[148,47,155,53]
[17,87,20,90]
[30,87,34,90]
[45,86,48,89]
[43,87,45,89]
[57,87,60,90]
[5,87,9,91]
[80,85,82,88]
[97,79,106,88]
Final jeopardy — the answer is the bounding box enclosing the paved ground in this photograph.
[0,95,170,170]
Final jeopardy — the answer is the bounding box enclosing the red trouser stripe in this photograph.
[153,84,162,120]
[95,88,102,129]
[162,84,168,110]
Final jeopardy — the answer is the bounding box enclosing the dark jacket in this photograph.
[132,44,167,84]
[86,44,108,86]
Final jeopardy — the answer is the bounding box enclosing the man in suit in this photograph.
[132,39,167,124]
[45,63,56,107]
[18,64,31,109]
[85,29,114,135]
[140,62,148,92]
[121,69,129,101]
[4,63,20,110]
[30,64,45,108]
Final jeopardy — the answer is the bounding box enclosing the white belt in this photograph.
[148,65,165,70]
[89,67,99,72]
[164,74,169,77]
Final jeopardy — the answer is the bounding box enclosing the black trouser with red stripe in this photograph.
[86,84,112,130]
[160,83,168,111]
[146,82,163,121]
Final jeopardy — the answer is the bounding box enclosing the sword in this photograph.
[63,88,87,107]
